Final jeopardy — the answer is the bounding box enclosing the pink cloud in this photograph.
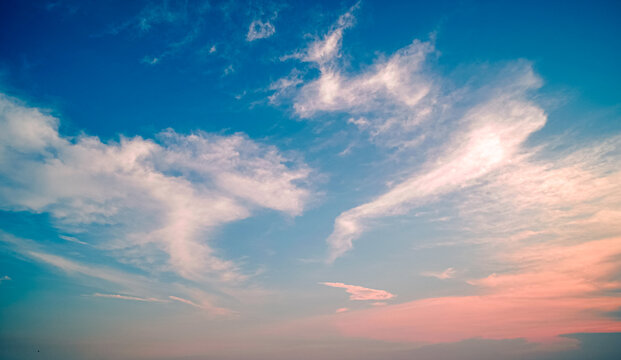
[328,237,621,344]
[320,282,395,301]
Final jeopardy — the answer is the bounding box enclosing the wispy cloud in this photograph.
[59,235,88,245]
[294,38,435,120]
[104,0,206,35]
[454,135,621,243]
[246,20,275,41]
[317,115,621,344]
[292,3,358,65]
[1,232,235,315]
[272,6,554,262]
[27,250,144,287]
[421,267,455,280]
[91,293,166,303]
[328,237,621,344]
[274,3,440,148]
[0,93,311,282]
[320,282,395,301]
[100,0,211,64]
[169,295,234,316]
[325,67,545,260]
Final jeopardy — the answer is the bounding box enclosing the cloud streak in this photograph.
[1,232,236,315]
[92,293,166,303]
[169,295,233,315]
[421,267,455,280]
[321,282,395,301]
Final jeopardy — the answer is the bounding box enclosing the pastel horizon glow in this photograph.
[1,1,620,360]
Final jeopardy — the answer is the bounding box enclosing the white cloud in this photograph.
[169,295,233,315]
[25,250,150,289]
[246,20,275,41]
[1,232,236,315]
[320,282,395,301]
[0,93,311,282]
[92,293,166,302]
[270,6,557,262]
[268,70,303,105]
[272,4,441,148]
[421,267,455,280]
[325,69,546,260]
[294,39,435,120]
[59,235,88,245]
[298,4,357,65]
[455,134,621,244]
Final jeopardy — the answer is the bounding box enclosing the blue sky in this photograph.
[1,1,621,359]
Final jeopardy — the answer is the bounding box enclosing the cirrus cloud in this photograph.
[320,282,395,301]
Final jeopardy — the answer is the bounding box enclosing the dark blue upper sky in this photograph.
[1,0,619,141]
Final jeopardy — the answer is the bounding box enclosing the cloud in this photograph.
[1,232,235,315]
[335,307,349,313]
[0,93,311,282]
[169,295,233,315]
[267,9,621,346]
[99,1,211,65]
[421,267,455,280]
[246,20,275,41]
[320,129,621,344]
[105,0,208,35]
[329,237,621,344]
[273,7,551,262]
[273,3,441,147]
[325,70,546,260]
[268,70,303,105]
[294,39,435,120]
[142,56,160,65]
[320,282,395,301]
[454,135,621,242]
[294,3,358,65]
[92,293,166,302]
[58,235,88,245]
[26,250,147,288]
[223,64,235,76]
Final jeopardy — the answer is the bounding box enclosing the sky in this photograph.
[1,1,621,359]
